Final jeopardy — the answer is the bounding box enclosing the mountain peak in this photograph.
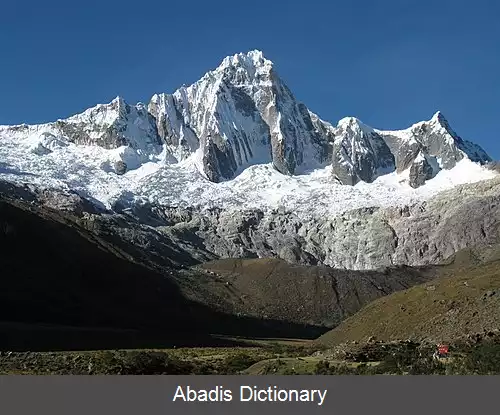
[430,110,450,127]
[431,110,444,120]
[338,116,360,125]
[218,50,273,73]
[428,110,461,142]
[111,95,126,105]
[336,116,374,136]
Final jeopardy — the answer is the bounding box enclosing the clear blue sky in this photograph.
[1,0,498,158]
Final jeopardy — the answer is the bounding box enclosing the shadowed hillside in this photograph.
[0,186,439,351]
[194,258,435,327]
[0,197,328,351]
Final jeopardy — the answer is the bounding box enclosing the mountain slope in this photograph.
[195,258,435,328]
[113,174,500,270]
[0,183,333,350]
[0,180,438,351]
[316,244,500,346]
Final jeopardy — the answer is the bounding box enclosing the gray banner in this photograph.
[0,375,497,414]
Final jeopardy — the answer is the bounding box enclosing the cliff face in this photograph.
[110,176,500,271]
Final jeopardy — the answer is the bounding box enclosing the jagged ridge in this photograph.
[0,50,492,188]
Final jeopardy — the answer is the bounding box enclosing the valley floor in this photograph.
[1,334,499,375]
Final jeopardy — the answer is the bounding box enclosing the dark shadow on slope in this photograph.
[196,258,436,329]
[0,199,326,352]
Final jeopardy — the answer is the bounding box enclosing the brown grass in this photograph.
[317,256,500,346]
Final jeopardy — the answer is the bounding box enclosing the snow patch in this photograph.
[26,132,69,155]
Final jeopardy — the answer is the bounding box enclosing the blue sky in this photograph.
[1,0,498,158]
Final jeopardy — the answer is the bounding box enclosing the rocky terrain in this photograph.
[112,174,500,270]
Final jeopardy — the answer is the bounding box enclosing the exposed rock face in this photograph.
[330,118,395,185]
[0,51,490,187]
[377,111,491,173]
[379,133,422,173]
[112,176,500,271]
[408,152,437,188]
[114,160,127,175]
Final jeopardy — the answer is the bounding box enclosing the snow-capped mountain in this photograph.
[1,96,162,153]
[320,111,491,188]
[147,50,330,182]
[375,111,491,186]
[0,50,495,216]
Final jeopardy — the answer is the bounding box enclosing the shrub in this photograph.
[115,351,192,375]
[223,352,259,374]
[374,345,445,375]
[314,360,331,374]
[448,342,500,375]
